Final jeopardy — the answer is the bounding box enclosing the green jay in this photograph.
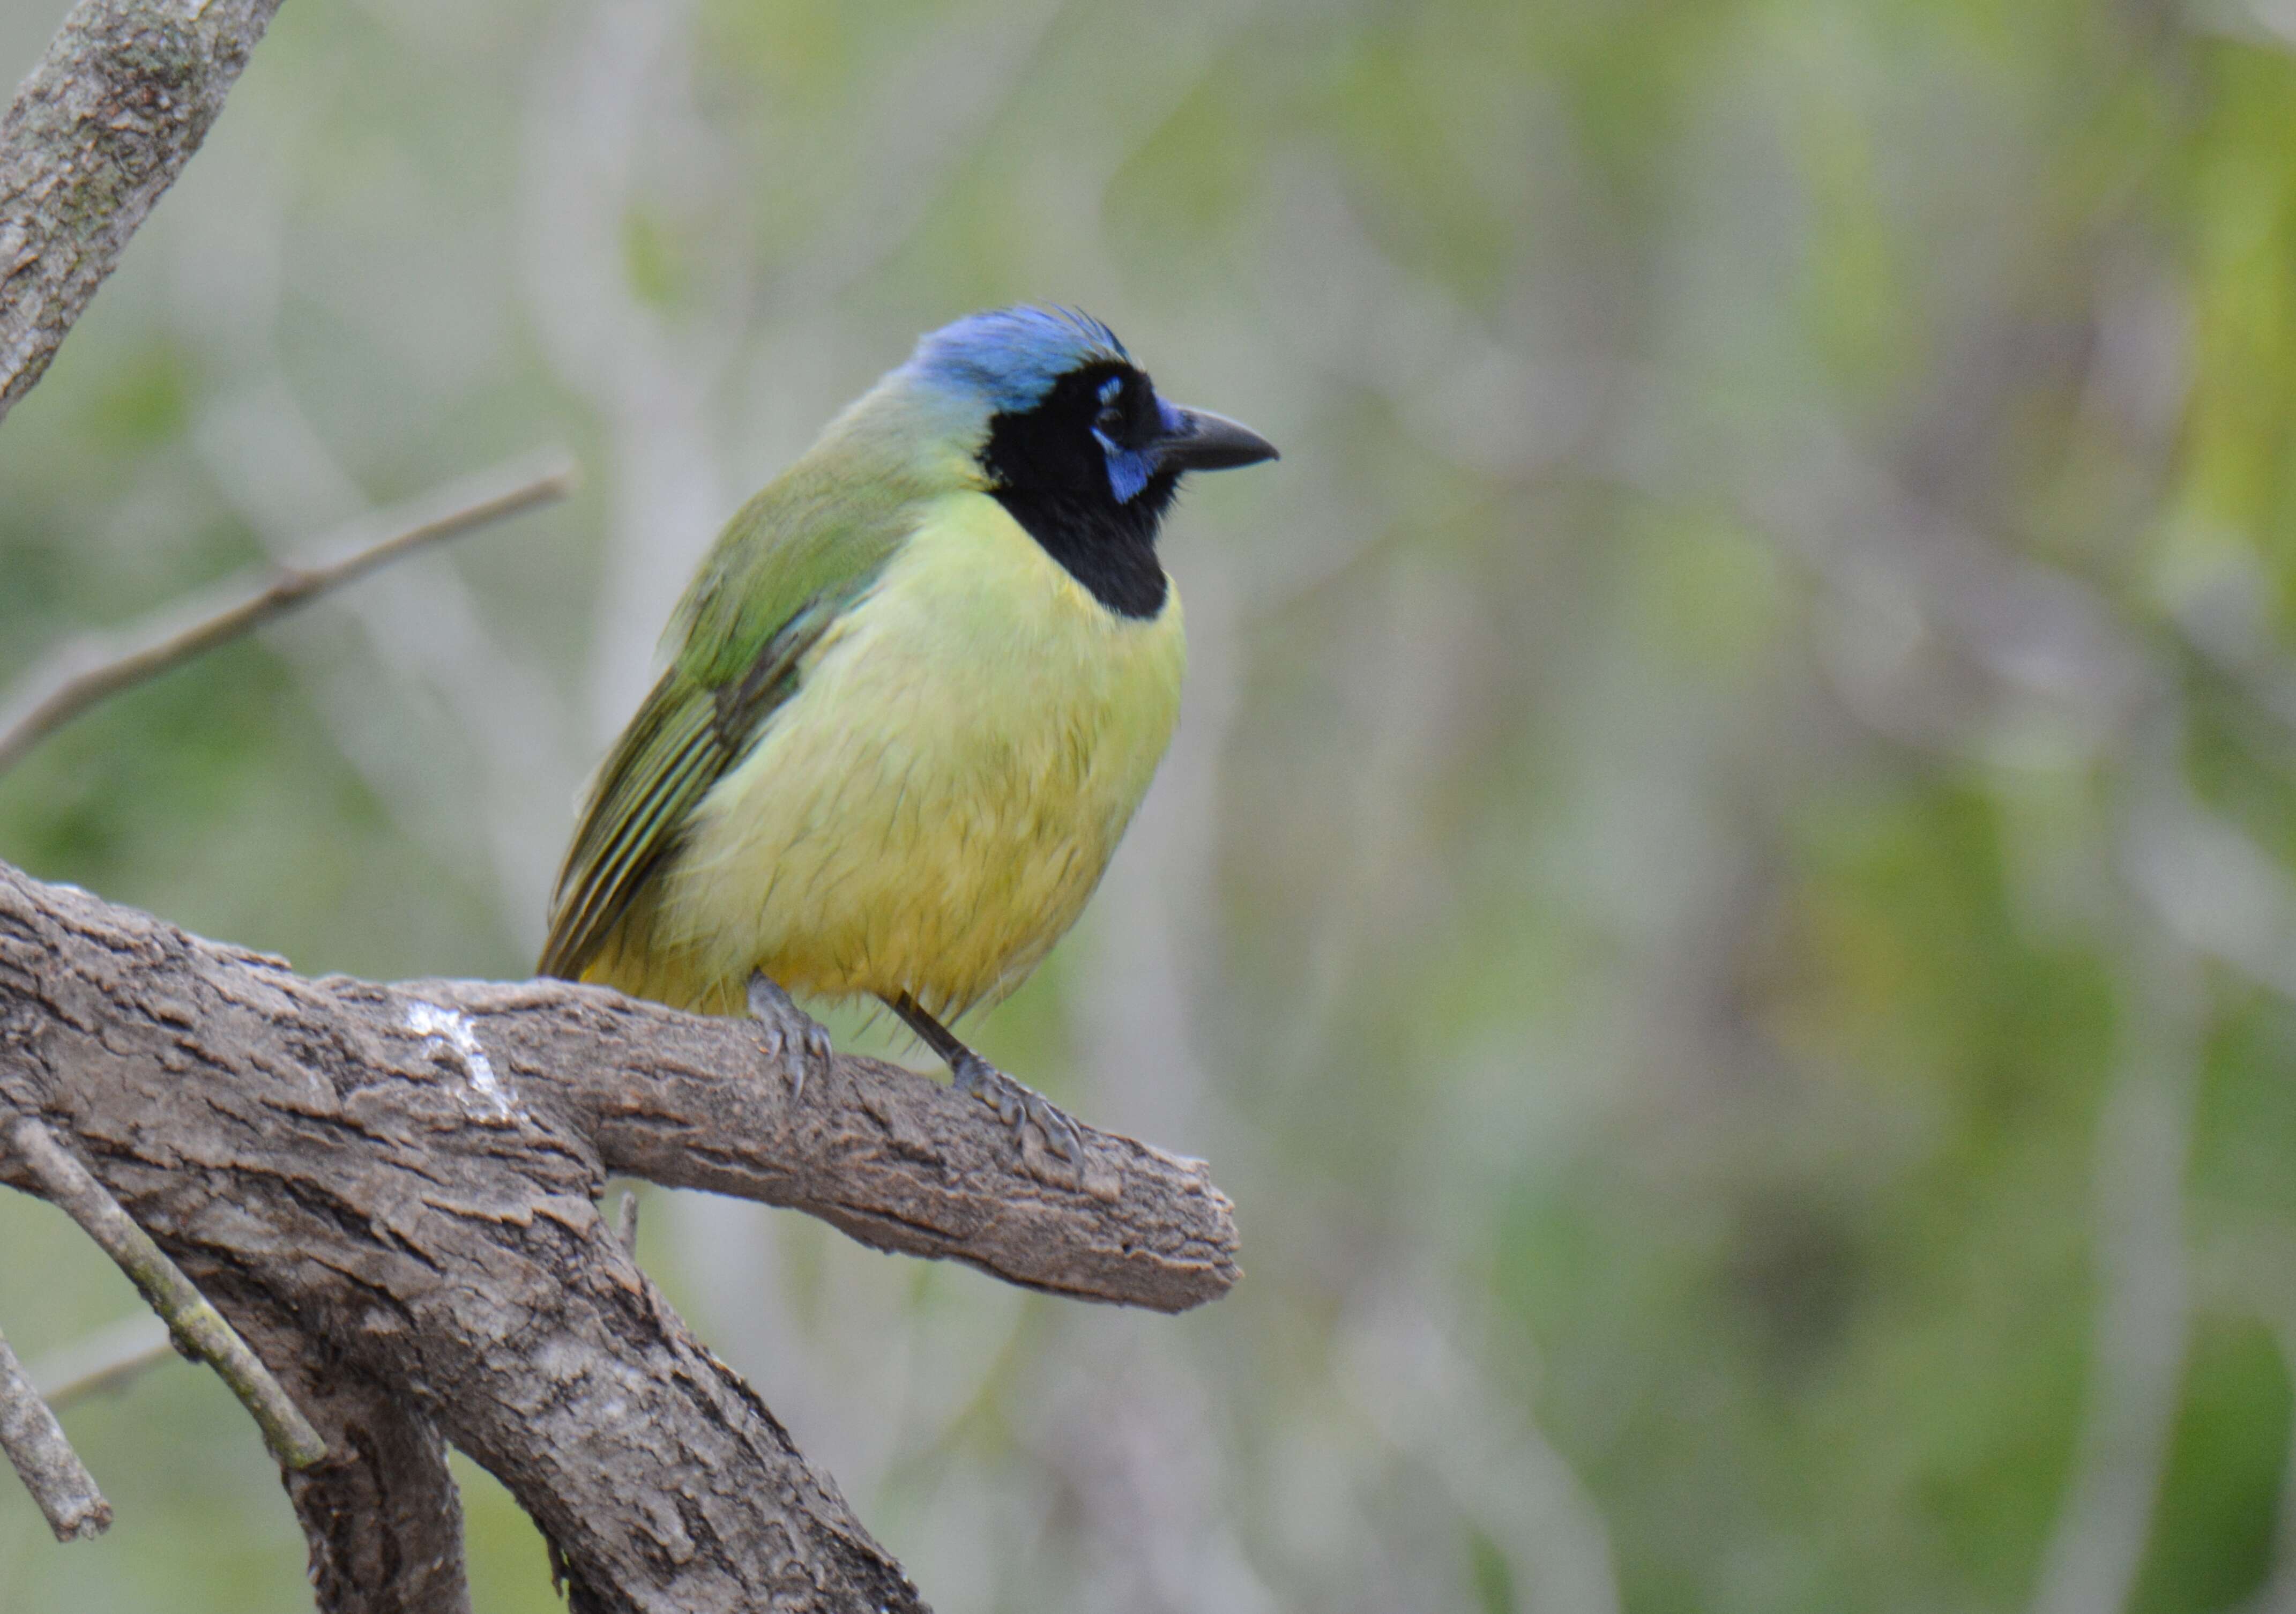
[540,306,1277,1157]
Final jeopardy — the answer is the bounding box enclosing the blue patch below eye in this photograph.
[1096,432,1156,503]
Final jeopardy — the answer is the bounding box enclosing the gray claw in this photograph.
[747,973,831,1100]
[952,1051,1082,1162]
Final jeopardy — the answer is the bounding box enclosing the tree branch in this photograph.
[0,449,579,776]
[0,857,1239,1608]
[0,1323,109,1542]
[409,977,1241,1311]
[27,1313,173,1408]
[0,0,286,426]
[275,1350,471,1614]
[3,1113,327,1468]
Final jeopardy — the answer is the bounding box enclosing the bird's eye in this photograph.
[1094,404,1126,440]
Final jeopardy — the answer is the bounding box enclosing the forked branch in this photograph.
[0,859,1238,1610]
[3,1115,325,1468]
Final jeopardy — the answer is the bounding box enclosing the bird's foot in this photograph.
[747,972,832,1100]
[951,1050,1083,1163]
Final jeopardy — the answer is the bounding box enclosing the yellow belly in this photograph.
[586,492,1185,1017]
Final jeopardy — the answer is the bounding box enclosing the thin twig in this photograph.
[1,1116,326,1469]
[0,1323,109,1541]
[29,1314,175,1409]
[0,448,580,776]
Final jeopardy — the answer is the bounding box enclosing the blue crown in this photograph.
[903,306,1131,415]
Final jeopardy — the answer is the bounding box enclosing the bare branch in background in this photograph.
[0,450,579,776]
[27,1314,173,1409]
[0,1326,108,1542]
[2025,921,2200,1614]
[522,0,738,732]
[0,0,285,425]
[1343,1293,1622,1614]
[2,1115,327,1470]
[2250,1320,2296,1613]
[192,377,590,947]
[0,858,1239,1606]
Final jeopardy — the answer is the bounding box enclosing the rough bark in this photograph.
[5,1111,326,1466]
[0,1323,108,1541]
[0,859,1240,1609]
[0,0,284,425]
[277,1350,471,1614]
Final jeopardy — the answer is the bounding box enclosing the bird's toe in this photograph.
[1022,1091,1083,1163]
[747,972,831,1100]
[952,1052,1081,1161]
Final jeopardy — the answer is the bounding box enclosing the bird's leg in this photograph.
[747,971,833,1099]
[884,992,1083,1162]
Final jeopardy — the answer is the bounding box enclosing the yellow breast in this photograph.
[613,492,1186,1017]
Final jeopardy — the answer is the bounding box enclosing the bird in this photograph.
[538,306,1277,1157]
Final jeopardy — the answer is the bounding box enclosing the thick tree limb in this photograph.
[3,1113,327,1467]
[0,0,286,425]
[0,1324,109,1542]
[0,449,579,777]
[0,858,1239,1608]
[275,1348,471,1614]
[408,977,1241,1311]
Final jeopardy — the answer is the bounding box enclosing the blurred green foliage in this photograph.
[6,0,2296,1611]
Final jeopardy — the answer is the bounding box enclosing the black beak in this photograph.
[1158,406,1279,473]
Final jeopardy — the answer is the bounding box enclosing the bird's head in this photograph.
[896,306,1278,514]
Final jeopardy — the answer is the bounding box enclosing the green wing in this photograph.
[535,667,724,980]
[537,458,921,981]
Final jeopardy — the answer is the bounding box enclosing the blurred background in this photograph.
[4,0,2295,1609]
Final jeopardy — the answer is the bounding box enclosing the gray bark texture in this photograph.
[0,1324,108,1541]
[0,859,1241,1610]
[0,0,283,425]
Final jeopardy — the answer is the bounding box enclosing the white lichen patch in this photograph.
[405,1000,516,1119]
